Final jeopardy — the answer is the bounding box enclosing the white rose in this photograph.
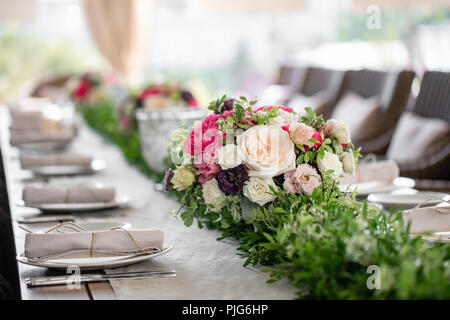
[217,144,245,170]
[237,125,296,177]
[341,151,355,175]
[267,109,298,125]
[243,177,277,206]
[202,179,227,212]
[317,150,343,177]
[326,119,351,144]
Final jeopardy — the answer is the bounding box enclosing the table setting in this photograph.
[2,85,449,300]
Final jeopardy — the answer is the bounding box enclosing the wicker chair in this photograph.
[295,67,346,120]
[335,69,415,154]
[276,65,308,89]
[0,146,21,300]
[389,71,450,186]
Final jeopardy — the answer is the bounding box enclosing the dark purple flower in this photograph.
[215,98,235,114]
[216,164,249,195]
[163,169,174,191]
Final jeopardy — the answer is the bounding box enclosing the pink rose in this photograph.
[184,114,225,158]
[283,164,322,195]
[195,158,221,184]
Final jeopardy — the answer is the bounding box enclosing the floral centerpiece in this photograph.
[118,83,198,134]
[164,95,359,218]
[68,72,107,105]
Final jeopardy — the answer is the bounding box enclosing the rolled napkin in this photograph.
[20,153,93,169]
[23,183,116,206]
[339,159,399,185]
[24,229,164,260]
[403,202,450,234]
[10,126,75,146]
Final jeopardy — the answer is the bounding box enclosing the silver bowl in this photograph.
[136,107,208,173]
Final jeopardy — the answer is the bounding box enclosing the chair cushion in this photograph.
[387,112,450,162]
[332,91,382,142]
[288,90,329,116]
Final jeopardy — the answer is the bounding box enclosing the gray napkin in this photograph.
[23,184,116,206]
[10,126,75,146]
[20,153,93,169]
[25,229,164,260]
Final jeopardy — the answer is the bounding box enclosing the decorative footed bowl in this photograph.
[136,107,208,173]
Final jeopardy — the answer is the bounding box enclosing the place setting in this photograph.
[19,152,106,176]
[17,221,175,280]
[17,181,130,213]
[8,100,77,152]
[2,0,450,305]
[338,157,415,196]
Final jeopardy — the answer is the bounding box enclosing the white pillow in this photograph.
[288,90,329,116]
[387,112,450,162]
[332,91,382,142]
[258,85,294,105]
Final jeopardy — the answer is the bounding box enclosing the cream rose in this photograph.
[289,122,315,148]
[341,151,355,175]
[217,144,245,170]
[237,125,296,177]
[267,109,298,125]
[243,177,277,206]
[171,166,196,190]
[317,150,343,177]
[202,178,227,212]
[326,119,351,144]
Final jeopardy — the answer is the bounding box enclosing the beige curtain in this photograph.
[80,0,152,83]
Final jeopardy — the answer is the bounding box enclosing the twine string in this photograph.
[25,222,144,257]
[63,184,103,203]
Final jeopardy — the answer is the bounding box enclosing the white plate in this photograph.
[367,192,450,209]
[28,159,106,176]
[17,194,130,212]
[17,245,173,270]
[339,177,415,196]
[417,232,450,243]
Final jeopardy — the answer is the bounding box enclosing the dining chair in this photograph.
[387,71,450,184]
[0,146,21,300]
[333,69,415,154]
[295,66,346,120]
[276,65,308,89]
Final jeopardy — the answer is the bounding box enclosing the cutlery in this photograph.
[25,270,176,287]
[17,215,76,224]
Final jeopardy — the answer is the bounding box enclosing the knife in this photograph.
[25,270,176,287]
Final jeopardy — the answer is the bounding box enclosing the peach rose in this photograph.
[237,125,296,177]
[289,122,315,148]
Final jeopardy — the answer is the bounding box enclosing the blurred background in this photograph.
[1,0,449,104]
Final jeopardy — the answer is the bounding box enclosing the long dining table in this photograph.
[0,107,297,300]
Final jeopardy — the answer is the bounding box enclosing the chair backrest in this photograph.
[300,67,344,97]
[0,146,21,300]
[413,71,450,122]
[336,69,415,130]
[277,65,308,90]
